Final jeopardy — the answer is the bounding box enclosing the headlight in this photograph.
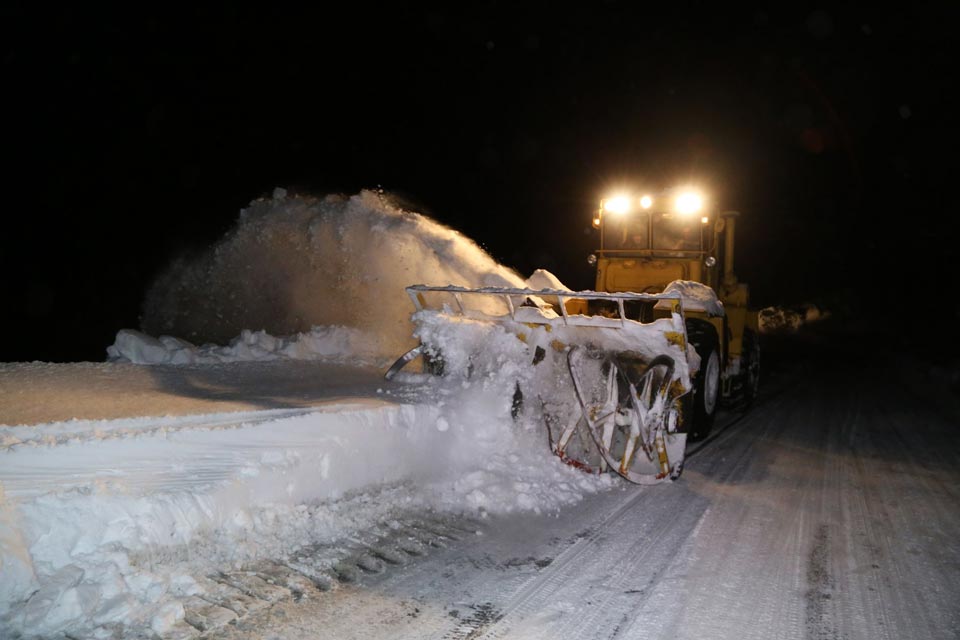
[675,191,704,216]
[640,195,653,209]
[603,195,632,215]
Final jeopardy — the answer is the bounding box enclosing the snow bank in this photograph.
[0,401,444,637]
[524,268,572,291]
[0,364,613,638]
[107,325,382,366]
[139,188,525,364]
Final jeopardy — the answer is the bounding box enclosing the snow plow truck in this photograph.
[385,187,760,484]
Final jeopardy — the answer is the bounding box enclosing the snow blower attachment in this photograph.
[385,285,698,484]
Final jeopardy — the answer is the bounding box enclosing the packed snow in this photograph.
[0,376,614,638]
[662,279,724,317]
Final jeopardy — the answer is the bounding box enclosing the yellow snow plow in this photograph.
[590,187,761,440]
[385,285,699,484]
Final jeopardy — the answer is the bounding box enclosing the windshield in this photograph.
[652,214,702,251]
[603,213,703,251]
[602,213,649,249]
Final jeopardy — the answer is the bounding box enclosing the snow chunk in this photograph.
[150,601,185,635]
[662,280,724,317]
[524,268,572,292]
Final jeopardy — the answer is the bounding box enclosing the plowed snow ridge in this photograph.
[0,362,614,639]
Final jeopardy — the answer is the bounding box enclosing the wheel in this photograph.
[686,321,720,442]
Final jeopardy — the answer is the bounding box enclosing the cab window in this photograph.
[603,214,649,249]
[652,215,701,251]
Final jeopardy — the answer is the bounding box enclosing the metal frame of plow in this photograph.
[399,284,685,330]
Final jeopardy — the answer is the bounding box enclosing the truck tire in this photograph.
[686,321,720,441]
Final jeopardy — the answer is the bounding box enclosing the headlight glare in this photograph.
[675,191,704,216]
[604,195,632,215]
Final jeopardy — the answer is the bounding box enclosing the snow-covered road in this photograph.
[0,360,413,427]
[2,333,959,639]
[204,339,960,640]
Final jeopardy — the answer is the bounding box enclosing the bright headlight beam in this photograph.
[640,195,653,209]
[604,196,632,216]
[675,191,704,216]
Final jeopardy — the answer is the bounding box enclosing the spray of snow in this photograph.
[109,268,579,369]
[140,188,525,362]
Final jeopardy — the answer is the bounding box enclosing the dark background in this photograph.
[2,3,955,362]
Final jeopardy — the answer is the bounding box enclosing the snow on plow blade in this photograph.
[386,285,695,484]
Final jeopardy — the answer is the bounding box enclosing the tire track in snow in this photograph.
[756,382,827,639]
[685,362,798,460]
[837,375,960,638]
[803,378,851,640]
[801,365,955,640]
[462,384,790,640]
[618,371,813,640]
[186,513,482,640]
[818,382,881,640]
[605,392,802,640]
[739,384,820,640]
[464,488,688,640]
[445,356,802,640]
[714,394,813,640]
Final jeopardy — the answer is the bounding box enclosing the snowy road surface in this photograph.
[2,332,959,639]
[202,340,960,640]
[0,360,409,426]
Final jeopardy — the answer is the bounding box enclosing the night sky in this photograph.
[2,3,955,362]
